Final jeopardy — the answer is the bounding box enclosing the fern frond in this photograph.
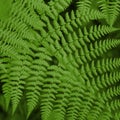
[6,17,40,41]
[101,85,120,101]
[10,0,45,30]
[98,0,120,26]
[89,58,120,75]
[38,10,105,50]
[86,100,105,120]
[40,65,62,120]
[109,99,120,110]
[55,25,117,55]
[0,21,30,57]
[48,0,72,17]
[90,71,120,90]
[65,83,84,120]
[49,77,72,120]
[26,47,52,117]
[77,0,92,14]
[2,57,28,113]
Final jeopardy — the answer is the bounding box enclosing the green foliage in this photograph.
[0,0,120,120]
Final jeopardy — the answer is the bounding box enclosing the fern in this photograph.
[0,0,120,120]
[98,0,120,26]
